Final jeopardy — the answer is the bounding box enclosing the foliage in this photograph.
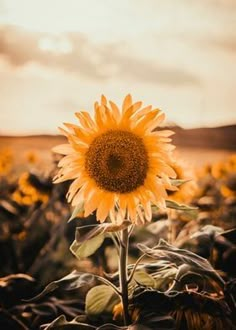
[0,149,235,329]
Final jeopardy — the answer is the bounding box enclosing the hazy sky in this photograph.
[0,0,236,134]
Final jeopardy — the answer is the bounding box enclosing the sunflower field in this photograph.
[0,96,236,330]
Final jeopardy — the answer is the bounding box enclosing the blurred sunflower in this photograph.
[211,161,227,179]
[12,172,49,205]
[53,95,176,224]
[167,160,197,203]
[0,148,13,176]
[25,150,39,164]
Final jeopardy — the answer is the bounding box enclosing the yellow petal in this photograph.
[63,123,93,144]
[58,126,70,137]
[84,189,101,217]
[72,181,92,206]
[96,193,115,222]
[146,112,166,133]
[150,159,176,178]
[122,94,132,113]
[154,130,174,137]
[52,144,74,155]
[109,100,121,121]
[104,105,117,127]
[136,205,145,225]
[95,105,106,129]
[132,109,161,133]
[58,154,81,167]
[127,195,137,222]
[131,105,153,122]
[120,102,142,128]
[75,112,96,131]
[81,111,97,130]
[142,200,152,222]
[67,174,88,202]
[101,94,107,105]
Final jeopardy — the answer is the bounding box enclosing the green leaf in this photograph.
[153,267,178,289]
[133,267,177,291]
[137,239,224,286]
[166,200,198,211]
[85,285,120,315]
[75,221,131,244]
[25,270,94,302]
[68,202,84,222]
[133,271,156,288]
[70,234,105,259]
[170,179,191,187]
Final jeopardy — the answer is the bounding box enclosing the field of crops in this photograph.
[0,141,235,330]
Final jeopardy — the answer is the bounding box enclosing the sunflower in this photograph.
[167,160,197,203]
[53,95,176,224]
[12,172,49,205]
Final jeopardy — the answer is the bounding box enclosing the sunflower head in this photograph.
[53,95,176,224]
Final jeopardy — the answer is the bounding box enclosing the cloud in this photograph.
[111,55,198,85]
[207,38,236,53]
[0,24,198,86]
[0,26,105,79]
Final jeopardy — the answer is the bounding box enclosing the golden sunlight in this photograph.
[0,0,235,133]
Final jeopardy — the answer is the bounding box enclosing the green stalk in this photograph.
[119,227,130,325]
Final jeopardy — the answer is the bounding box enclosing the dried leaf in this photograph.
[137,239,224,285]
[41,315,96,329]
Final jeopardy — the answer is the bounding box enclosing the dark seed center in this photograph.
[107,154,123,174]
[85,130,149,193]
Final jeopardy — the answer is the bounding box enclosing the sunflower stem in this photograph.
[119,227,130,325]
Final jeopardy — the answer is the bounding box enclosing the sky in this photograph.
[0,0,236,135]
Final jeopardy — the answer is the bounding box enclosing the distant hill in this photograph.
[0,125,235,150]
[171,125,236,150]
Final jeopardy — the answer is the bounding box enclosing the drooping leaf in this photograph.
[97,325,127,330]
[137,239,224,286]
[165,200,198,211]
[85,285,120,315]
[71,220,131,259]
[75,221,131,244]
[190,225,224,239]
[75,225,104,243]
[152,267,178,290]
[70,234,105,259]
[25,271,94,302]
[41,315,96,329]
